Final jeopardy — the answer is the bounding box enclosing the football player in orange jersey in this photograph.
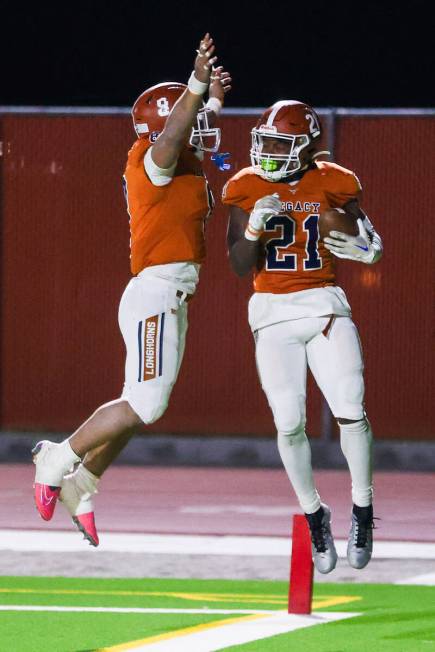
[32,33,231,546]
[223,100,382,573]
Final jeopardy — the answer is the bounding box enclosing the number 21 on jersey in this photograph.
[264,214,321,271]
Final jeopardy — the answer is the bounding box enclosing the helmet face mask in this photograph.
[132,82,220,152]
[190,108,221,152]
[250,100,321,181]
[251,131,310,179]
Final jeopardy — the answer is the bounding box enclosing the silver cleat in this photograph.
[347,506,374,569]
[305,503,338,574]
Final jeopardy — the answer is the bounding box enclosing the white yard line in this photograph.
[395,573,435,586]
[0,529,434,559]
[0,606,277,614]
[99,611,359,651]
[0,606,359,651]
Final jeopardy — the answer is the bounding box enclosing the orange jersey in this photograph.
[123,139,214,275]
[222,161,361,293]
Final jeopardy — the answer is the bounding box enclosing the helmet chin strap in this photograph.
[282,149,331,181]
[282,159,318,183]
[312,150,331,159]
[282,168,308,183]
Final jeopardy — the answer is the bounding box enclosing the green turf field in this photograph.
[1,576,435,651]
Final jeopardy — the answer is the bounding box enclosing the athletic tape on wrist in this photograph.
[244,224,261,241]
[188,71,208,95]
[205,97,222,115]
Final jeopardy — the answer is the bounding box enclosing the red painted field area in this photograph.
[2,464,434,542]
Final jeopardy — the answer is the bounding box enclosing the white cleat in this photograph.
[347,505,374,569]
[32,440,66,487]
[60,470,99,547]
[305,503,338,574]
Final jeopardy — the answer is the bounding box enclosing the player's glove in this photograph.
[323,218,376,264]
[245,193,281,241]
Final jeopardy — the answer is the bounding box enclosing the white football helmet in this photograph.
[250,100,322,180]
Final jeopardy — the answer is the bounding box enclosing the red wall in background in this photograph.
[334,117,435,440]
[1,113,433,440]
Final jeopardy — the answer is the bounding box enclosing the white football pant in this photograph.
[255,316,372,512]
[118,275,188,424]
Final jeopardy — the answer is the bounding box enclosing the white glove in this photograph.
[245,193,281,241]
[323,218,376,264]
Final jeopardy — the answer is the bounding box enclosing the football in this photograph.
[318,208,358,240]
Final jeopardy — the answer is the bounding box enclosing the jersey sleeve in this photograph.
[221,173,255,213]
[324,168,362,208]
[124,140,166,206]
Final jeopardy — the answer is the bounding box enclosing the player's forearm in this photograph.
[203,99,222,128]
[204,108,217,127]
[157,92,203,149]
[228,238,260,276]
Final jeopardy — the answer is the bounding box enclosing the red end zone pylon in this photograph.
[288,514,314,614]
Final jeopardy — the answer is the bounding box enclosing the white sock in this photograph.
[75,464,99,495]
[35,440,81,487]
[277,429,321,514]
[61,463,98,515]
[57,440,81,473]
[339,418,373,506]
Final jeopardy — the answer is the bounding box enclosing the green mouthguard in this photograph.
[260,159,279,172]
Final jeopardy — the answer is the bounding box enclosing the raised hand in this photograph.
[209,66,232,103]
[194,33,218,84]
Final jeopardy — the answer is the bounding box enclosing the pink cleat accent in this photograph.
[34,483,61,521]
[72,512,99,547]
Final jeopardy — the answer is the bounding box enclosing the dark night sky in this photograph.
[1,0,433,109]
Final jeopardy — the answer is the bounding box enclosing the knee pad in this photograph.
[275,415,306,439]
[277,426,307,449]
[124,384,171,425]
[128,396,168,425]
[332,374,365,421]
[267,390,306,436]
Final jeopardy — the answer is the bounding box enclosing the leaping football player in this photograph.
[223,100,382,573]
[32,33,231,546]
